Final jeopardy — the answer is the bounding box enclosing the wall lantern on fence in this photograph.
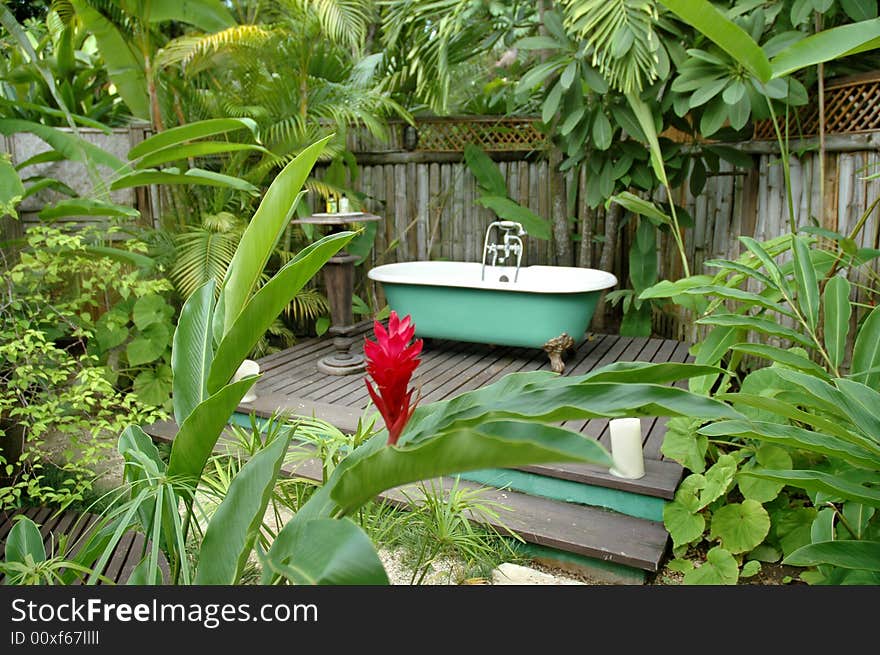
[403,124,419,151]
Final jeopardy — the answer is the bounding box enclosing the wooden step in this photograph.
[237,393,681,499]
[145,420,671,572]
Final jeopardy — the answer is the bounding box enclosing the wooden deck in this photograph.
[246,326,687,495]
[146,329,693,580]
[0,507,167,584]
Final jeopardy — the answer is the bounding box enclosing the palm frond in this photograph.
[170,214,243,298]
[561,0,661,94]
[289,0,371,51]
[156,25,274,71]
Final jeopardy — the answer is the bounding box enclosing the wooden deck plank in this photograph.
[313,339,477,406]
[284,339,458,403]
[100,531,137,585]
[418,344,512,404]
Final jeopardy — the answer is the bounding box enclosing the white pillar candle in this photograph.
[232,359,260,403]
[609,417,645,479]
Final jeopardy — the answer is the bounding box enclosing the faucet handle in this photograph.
[497,220,527,236]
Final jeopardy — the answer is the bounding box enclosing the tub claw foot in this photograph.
[544,333,575,373]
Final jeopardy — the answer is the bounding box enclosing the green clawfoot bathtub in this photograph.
[367,261,617,373]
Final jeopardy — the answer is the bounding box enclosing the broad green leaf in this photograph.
[675,474,707,513]
[629,221,657,293]
[841,0,878,21]
[261,518,389,585]
[559,107,585,135]
[771,506,816,558]
[393,370,741,447]
[207,232,352,394]
[739,444,789,503]
[166,377,257,496]
[592,111,613,150]
[126,322,170,366]
[221,136,332,334]
[475,196,551,240]
[95,315,128,352]
[851,305,880,388]
[770,19,880,79]
[619,303,652,337]
[463,143,510,197]
[701,420,880,468]
[609,191,671,226]
[638,276,714,299]
[842,502,875,540]
[128,118,260,160]
[835,378,880,440]
[699,454,737,509]
[133,294,171,330]
[516,36,563,50]
[689,77,729,108]
[661,418,708,473]
[716,394,868,446]
[0,156,24,218]
[683,546,739,585]
[133,365,172,406]
[172,280,215,425]
[82,245,156,271]
[5,517,46,564]
[38,199,140,221]
[69,0,149,120]
[739,236,790,295]
[682,285,794,318]
[710,500,770,553]
[824,276,851,369]
[330,421,613,513]
[740,560,761,577]
[142,0,235,32]
[692,325,738,367]
[695,314,813,348]
[729,344,830,378]
[663,501,705,549]
[582,362,724,385]
[196,431,291,584]
[134,142,268,170]
[560,61,577,89]
[785,540,880,571]
[542,82,563,124]
[625,93,669,187]
[792,236,819,331]
[704,258,778,291]
[110,167,258,193]
[744,469,880,508]
[662,0,771,81]
[689,325,734,395]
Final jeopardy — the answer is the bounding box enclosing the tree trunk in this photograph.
[550,149,571,265]
[577,165,593,268]
[593,202,621,332]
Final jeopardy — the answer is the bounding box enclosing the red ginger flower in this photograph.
[364,311,423,446]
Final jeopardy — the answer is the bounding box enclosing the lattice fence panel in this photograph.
[412,118,549,152]
[753,76,880,139]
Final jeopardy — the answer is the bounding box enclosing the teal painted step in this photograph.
[458,468,666,522]
[514,541,647,585]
